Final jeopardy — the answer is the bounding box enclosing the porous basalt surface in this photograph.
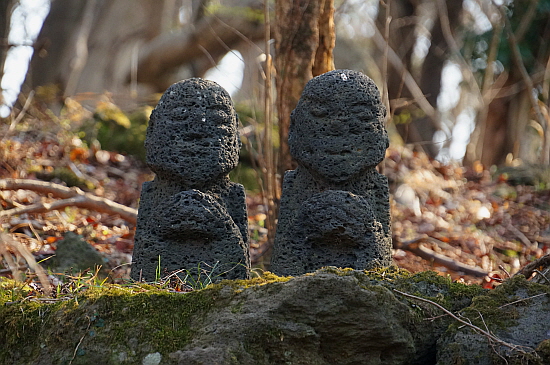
[131,79,249,282]
[144,78,240,186]
[271,69,392,276]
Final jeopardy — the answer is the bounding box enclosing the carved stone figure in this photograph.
[131,78,250,282]
[270,69,392,276]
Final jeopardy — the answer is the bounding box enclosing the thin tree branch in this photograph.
[367,14,437,121]
[475,13,504,161]
[260,0,276,269]
[0,179,137,225]
[498,293,548,309]
[64,0,98,97]
[393,289,534,356]
[381,0,391,124]
[513,0,540,43]
[6,91,34,136]
[134,0,264,89]
[436,0,482,102]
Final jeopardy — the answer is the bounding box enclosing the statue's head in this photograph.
[289,69,389,183]
[145,78,240,186]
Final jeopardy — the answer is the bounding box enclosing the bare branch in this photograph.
[134,0,265,90]
[513,0,540,43]
[395,236,488,278]
[366,15,437,121]
[393,289,535,356]
[498,293,547,309]
[0,179,137,225]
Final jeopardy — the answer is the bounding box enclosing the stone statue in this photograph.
[131,78,250,282]
[270,69,392,276]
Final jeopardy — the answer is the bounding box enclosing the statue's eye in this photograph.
[310,107,328,118]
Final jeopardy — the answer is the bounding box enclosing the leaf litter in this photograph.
[1,119,550,291]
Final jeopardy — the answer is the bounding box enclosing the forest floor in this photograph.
[1,114,550,290]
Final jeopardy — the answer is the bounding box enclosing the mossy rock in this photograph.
[0,268,493,365]
[437,275,550,364]
[46,232,106,275]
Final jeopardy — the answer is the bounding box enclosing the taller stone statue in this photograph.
[131,79,250,282]
[270,69,392,276]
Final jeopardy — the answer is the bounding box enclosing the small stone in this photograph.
[47,232,104,274]
[142,352,161,365]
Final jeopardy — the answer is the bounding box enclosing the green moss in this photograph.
[0,279,221,364]
[0,279,35,303]
[0,271,298,363]
[212,271,292,293]
[461,275,550,332]
[536,339,550,363]
[0,270,499,364]
[362,265,413,281]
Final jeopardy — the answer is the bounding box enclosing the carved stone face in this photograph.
[289,70,389,183]
[145,79,240,186]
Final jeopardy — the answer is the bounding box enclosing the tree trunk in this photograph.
[413,0,463,158]
[28,0,166,107]
[379,0,463,159]
[275,0,335,178]
[472,74,538,167]
[312,0,335,77]
[0,0,18,105]
[27,0,265,109]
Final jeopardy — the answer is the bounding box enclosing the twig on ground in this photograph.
[499,265,512,279]
[507,224,533,248]
[392,289,535,357]
[533,269,550,285]
[394,236,489,277]
[514,254,550,279]
[0,178,137,225]
[69,318,91,365]
[498,293,547,309]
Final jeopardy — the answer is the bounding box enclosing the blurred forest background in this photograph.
[1,0,550,288]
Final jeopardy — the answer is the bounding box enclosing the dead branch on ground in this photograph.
[514,254,550,281]
[0,179,137,225]
[394,235,489,278]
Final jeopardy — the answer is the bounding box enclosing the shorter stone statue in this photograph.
[131,78,250,282]
[270,69,392,276]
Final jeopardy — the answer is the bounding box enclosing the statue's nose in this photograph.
[327,120,349,135]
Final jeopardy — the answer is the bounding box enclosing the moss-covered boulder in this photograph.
[437,275,550,365]
[0,268,487,365]
[47,232,106,274]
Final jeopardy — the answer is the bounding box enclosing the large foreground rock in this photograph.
[1,268,549,364]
